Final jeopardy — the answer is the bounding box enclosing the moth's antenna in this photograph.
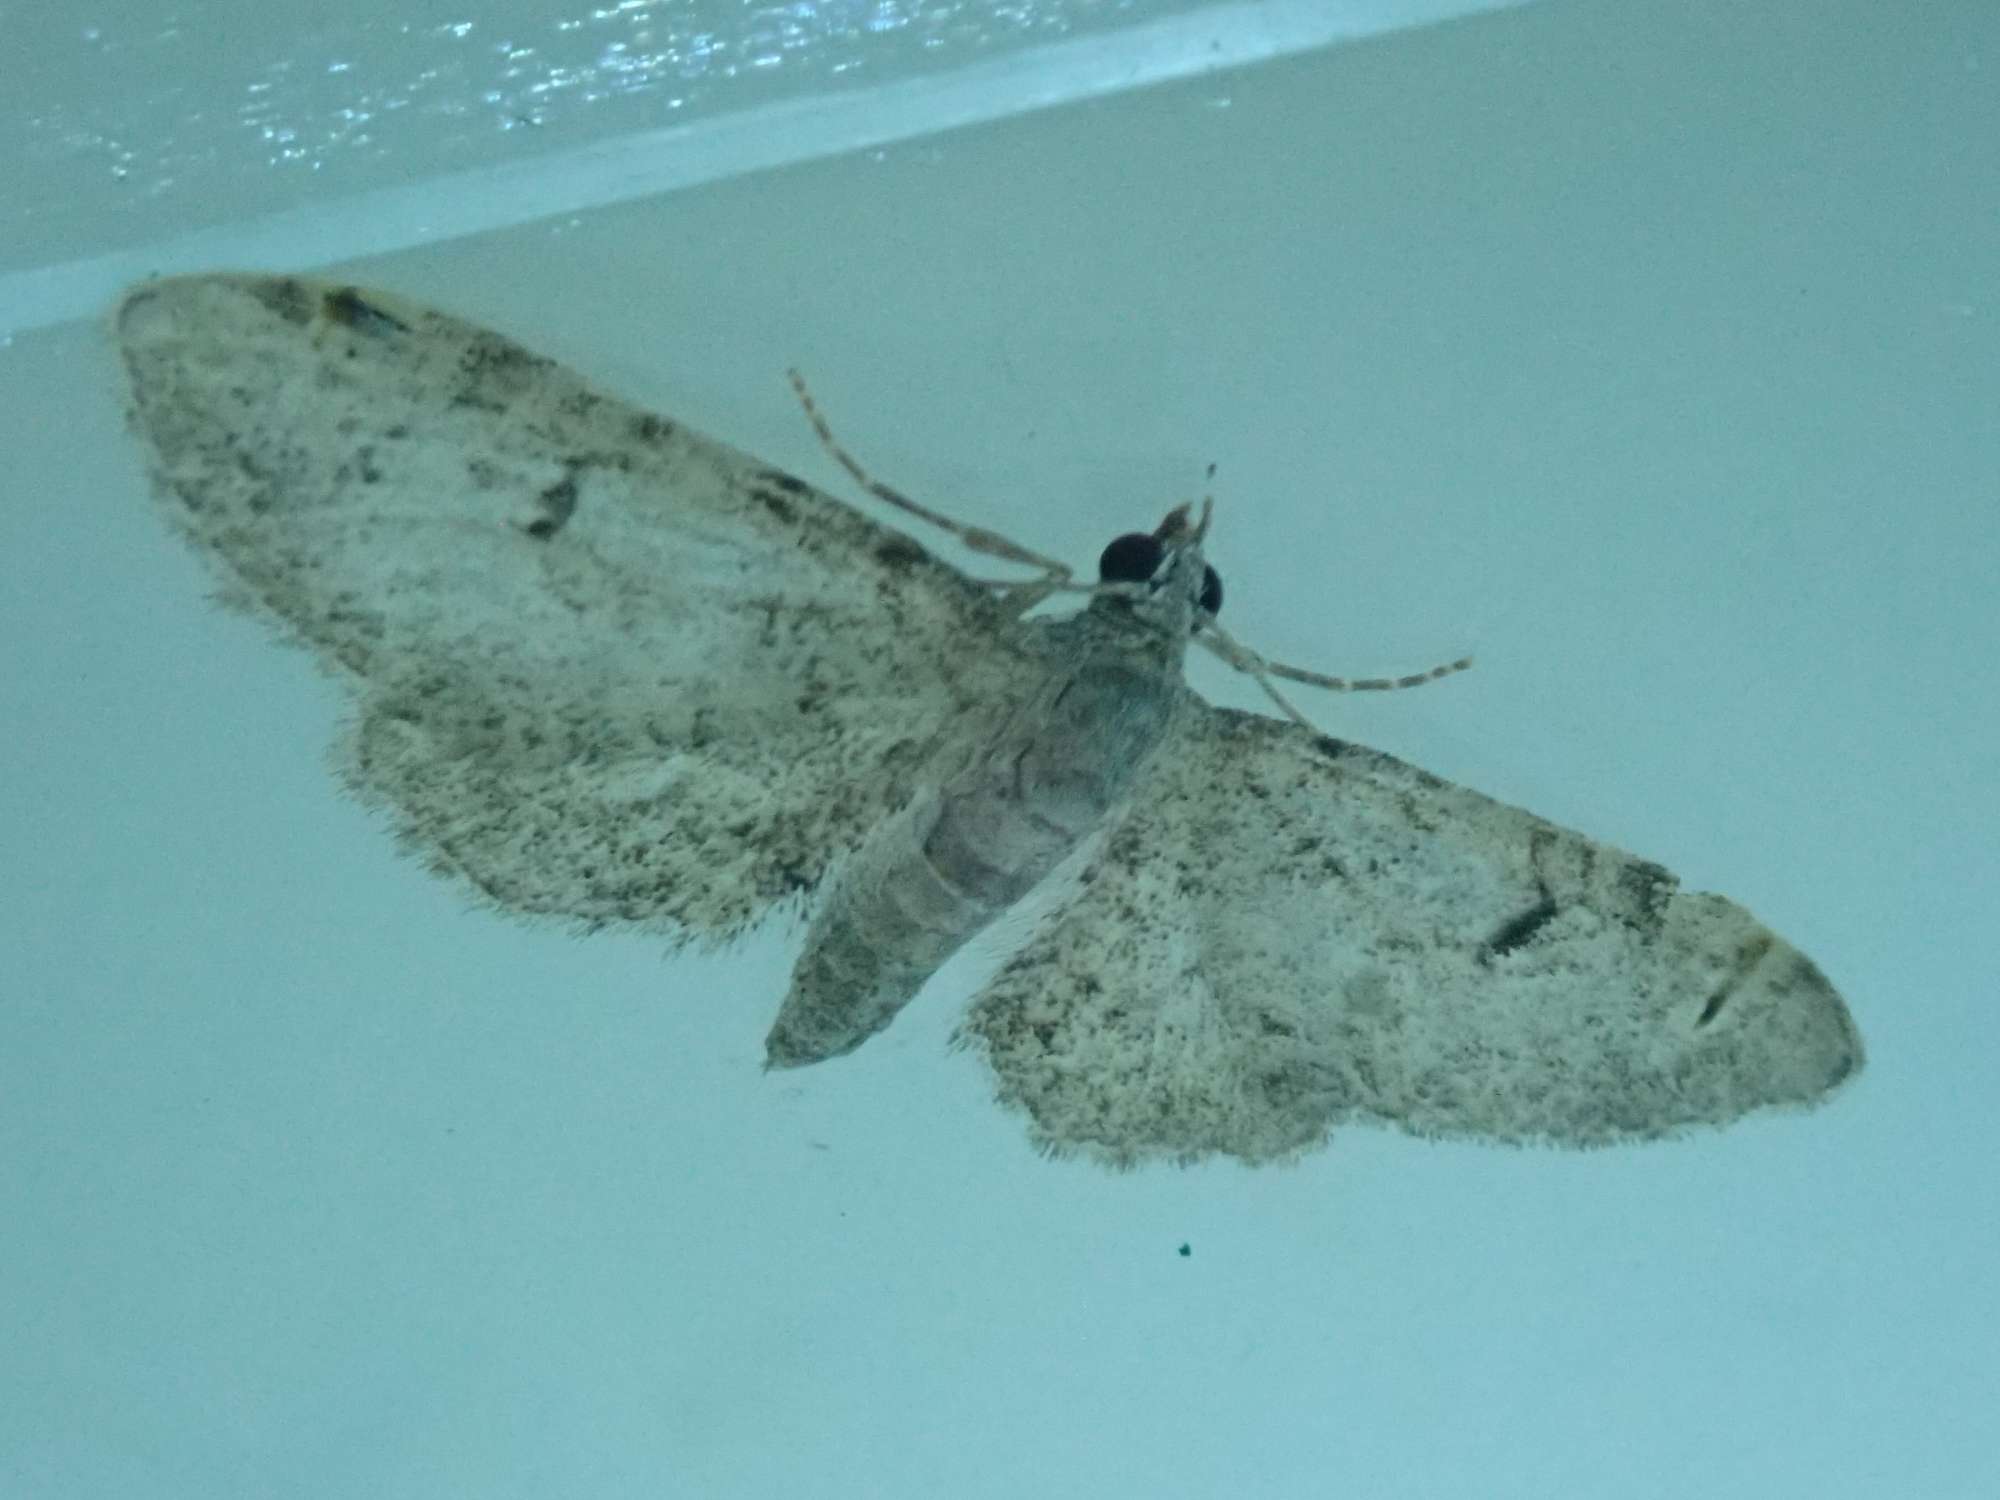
[1259,648,1474,694]
[786,370,1072,583]
[1188,495,1215,544]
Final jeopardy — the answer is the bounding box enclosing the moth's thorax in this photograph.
[1072,590,1196,674]
[1006,607,1190,821]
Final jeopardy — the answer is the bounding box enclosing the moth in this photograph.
[114,274,1863,1166]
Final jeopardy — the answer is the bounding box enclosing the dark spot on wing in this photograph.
[521,472,579,539]
[1617,859,1677,928]
[631,413,674,442]
[750,485,797,526]
[1482,896,1561,959]
[1396,790,1442,833]
[460,332,550,377]
[558,388,603,421]
[875,534,928,569]
[1312,735,1354,760]
[338,446,385,486]
[452,331,556,413]
[759,469,810,497]
[1695,932,1775,1029]
[322,286,410,335]
[247,277,316,326]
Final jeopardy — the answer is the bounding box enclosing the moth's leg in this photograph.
[787,370,1074,588]
[1193,625,1315,728]
[1202,624,1472,694]
[971,576,1083,615]
[1197,622,1473,725]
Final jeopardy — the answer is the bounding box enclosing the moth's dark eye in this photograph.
[1098,532,1164,584]
[1199,566,1223,617]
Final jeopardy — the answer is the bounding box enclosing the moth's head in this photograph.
[1094,500,1222,635]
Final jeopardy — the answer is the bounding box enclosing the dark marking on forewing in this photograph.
[749,484,798,526]
[1482,896,1561,959]
[1396,790,1443,834]
[452,330,558,414]
[323,285,411,336]
[338,446,386,487]
[521,472,580,540]
[1694,931,1776,1029]
[740,472,823,535]
[1478,828,1565,962]
[875,534,928,569]
[246,277,317,326]
[1617,858,1677,929]
[631,413,675,443]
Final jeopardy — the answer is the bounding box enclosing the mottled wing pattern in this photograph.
[118,274,1038,937]
[962,705,1862,1165]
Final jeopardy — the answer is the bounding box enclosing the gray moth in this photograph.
[114,273,1863,1167]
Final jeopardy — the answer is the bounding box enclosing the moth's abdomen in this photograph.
[763,789,1049,1068]
[765,653,1182,1069]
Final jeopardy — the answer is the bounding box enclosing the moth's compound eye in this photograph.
[1199,566,1223,617]
[1098,532,1165,585]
